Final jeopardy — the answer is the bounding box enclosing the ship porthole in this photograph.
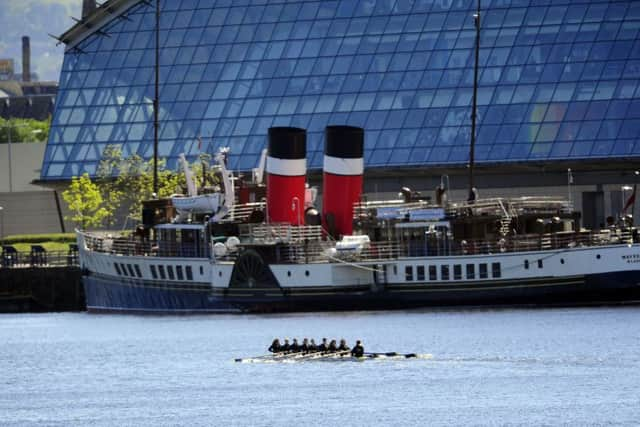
[596,254,601,259]
[305,270,310,277]
[560,259,565,264]
[218,271,222,277]
[287,271,291,277]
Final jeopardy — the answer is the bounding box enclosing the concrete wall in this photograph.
[0,191,71,236]
[0,142,76,236]
[0,142,47,193]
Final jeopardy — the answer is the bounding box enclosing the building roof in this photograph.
[57,0,139,50]
[0,95,55,121]
[0,81,23,97]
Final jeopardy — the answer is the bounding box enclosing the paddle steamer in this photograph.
[77,125,640,313]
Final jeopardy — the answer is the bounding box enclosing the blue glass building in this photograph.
[43,0,640,181]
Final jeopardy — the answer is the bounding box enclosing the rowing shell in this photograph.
[234,352,433,363]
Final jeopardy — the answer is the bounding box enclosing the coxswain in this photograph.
[281,338,290,352]
[338,338,350,352]
[268,338,282,353]
[318,338,328,352]
[328,339,338,352]
[290,338,301,353]
[301,338,310,353]
[351,340,365,358]
[308,339,318,352]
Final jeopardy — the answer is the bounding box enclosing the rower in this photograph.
[351,340,364,358]
[328,339,338,352]
[308,338,318,352]
[281,338,290,352]
[318,338,328,352]
[338,338,350,352]
[268,338,282,353]
[290,338,301,353]
[301,338,310,353]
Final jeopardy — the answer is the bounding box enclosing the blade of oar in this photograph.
[364,351,424,358]
[364,352,398,357]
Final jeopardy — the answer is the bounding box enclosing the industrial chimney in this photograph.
[21,36,30,82]
[82,0,97,19]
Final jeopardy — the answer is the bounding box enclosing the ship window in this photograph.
[492,262,501,278]
[538,259,543,268]
[114,263,121,275]
[417,265,425,281]
[200,266,204,274]
[429,265,437,280]
[167,266,175,280]
[466,264,475,280]
[150,265,158,279]
[134,264,142,278]
[186,266,193,280]
[121,263,128,276]
[287,271,292,277]
[453,264,462,280]
[441,265,450,281]
[479,263,488,279]
[393,265,397,275]
[560,258,565,264]
[405,266,413,281]
[158,265,166,279]
[524,260,529,269]
[176,265,184,280]
[127,264,135,277]
[305,270,310,276]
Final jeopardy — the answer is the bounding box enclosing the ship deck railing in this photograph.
[276,229,635,263]
[353,199,431,218]
[224,202,265,222]
[238,223,324,244]
[79,228,635,263]
[353,197,574,221]
[81,232,211,258]
[446,197,574,218]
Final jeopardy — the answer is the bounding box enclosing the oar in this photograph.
[364,352,419,358]
[289,350,328,360]
[234,351,293,362]
[303,350,350,360]
[234,354,273,363]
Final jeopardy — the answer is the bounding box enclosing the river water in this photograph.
[1,307,639,426]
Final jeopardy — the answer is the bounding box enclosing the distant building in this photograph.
[0,36,57,121]
[0,59,15,81]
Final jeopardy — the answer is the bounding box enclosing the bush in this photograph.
[3,233,76,245]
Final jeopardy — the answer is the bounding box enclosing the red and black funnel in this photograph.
[322,126,364,237]
[266,127,306,225]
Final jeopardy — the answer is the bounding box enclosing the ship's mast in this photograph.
[153,0,160,196]
[468,0,481,202]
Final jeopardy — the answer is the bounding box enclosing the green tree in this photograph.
[0,117,49,143]
[96,144,125,227]
[62,173,108,230]
[115,155,180,222]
